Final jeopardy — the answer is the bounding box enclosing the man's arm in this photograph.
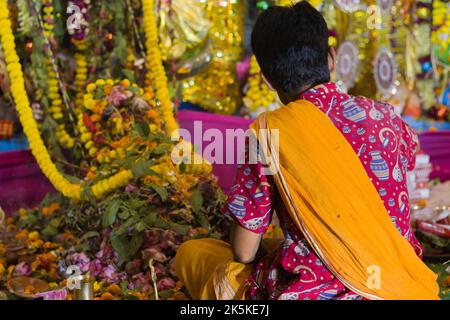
[230,221,263,264]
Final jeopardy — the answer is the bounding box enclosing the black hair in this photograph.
[251,1,330,95]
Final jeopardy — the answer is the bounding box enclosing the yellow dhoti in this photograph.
[174,238,253,300]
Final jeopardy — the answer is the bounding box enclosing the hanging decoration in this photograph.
[334,0,360,13]
[374,47,398,97]
[68,0,91,109]
[181,0,245,115]
[335,40,359,92]
[157,0,210,62]
[377,0,395,14]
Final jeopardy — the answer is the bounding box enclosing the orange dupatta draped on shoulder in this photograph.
[250,100,439,300]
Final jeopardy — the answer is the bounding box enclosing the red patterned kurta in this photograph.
[223,82,421,300]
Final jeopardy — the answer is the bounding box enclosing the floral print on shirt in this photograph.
[223,82,420,300]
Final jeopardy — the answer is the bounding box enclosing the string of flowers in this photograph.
[0,0,133,199]
[142,0,178,137]
[431,0,449,59]
[141,0,211,174]
[68,0,91,109]
[39,0,76,148]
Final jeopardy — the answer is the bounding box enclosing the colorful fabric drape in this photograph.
[174,238,252,300]
[250,100,439,300]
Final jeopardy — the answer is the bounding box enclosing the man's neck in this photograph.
[277,83,323,105]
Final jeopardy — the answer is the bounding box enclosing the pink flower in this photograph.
[106,88,128,106]
[70,252,90,273]
[125,183,138,193]
[129,272,150,292]
[14,262,32,276]
[101,264,126,283]
[88,259,103,277]
[157,277,176,291]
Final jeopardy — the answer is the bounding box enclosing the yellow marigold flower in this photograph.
[93,281,102,292]
[121,79,131,87]
[95,79,105,86]
[28,231,40,241]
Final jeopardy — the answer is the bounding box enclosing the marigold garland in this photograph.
[0,0,132,199]
[42,0,76,148]
[142,0,211,174]
[432,0,449,58]
[69,0,90,109]
[142,0,178,137]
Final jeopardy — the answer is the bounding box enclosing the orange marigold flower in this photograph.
[29,239,44,248]
[15,229,29,241]
[106,284,121,295]
[104,85,113,95]
[43,241,59,250]
[146,109,158,119]
[86,170,96,180]
[24,285,36,294]
[49,202,60,212]
[90,114,101,122]
[100,292,114,300]
[42,207,51,216]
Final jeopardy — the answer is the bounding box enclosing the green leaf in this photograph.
[42,224,58,237]
[191,187,203,213]
[135,120,150,138]
[110,233,143,260]
[131,159,154,179]
[103,199,121,227]
[122,69,136,83]
[114,217,137,235]
[110,235,128,260]
[152,144,171,155]
[143,211,157,226]
[168,222,190,235]
[128,234,144,257]
[118,211,130,220]
[80,231,100,242]
[148,183,168,201]
[135,221,146,232]
[123,294,140,300]
[94,86,105,100]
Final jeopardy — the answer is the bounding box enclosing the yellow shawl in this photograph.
[250,100,439,300]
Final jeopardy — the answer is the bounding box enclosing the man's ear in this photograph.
[260,72,276,91]
[328,47,336,73]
